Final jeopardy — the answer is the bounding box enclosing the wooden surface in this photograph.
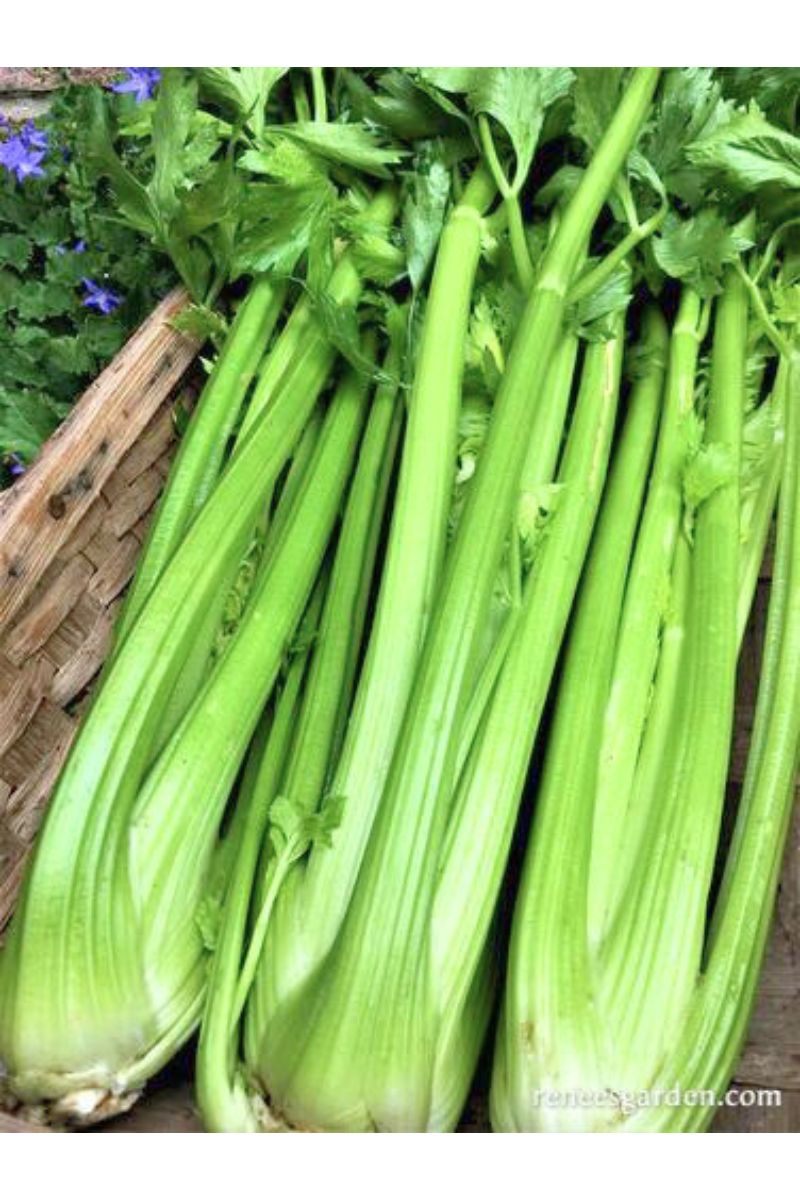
[0,289,197,932]
[0,286,195,630]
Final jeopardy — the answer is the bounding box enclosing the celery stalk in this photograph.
[243,70,659,1132]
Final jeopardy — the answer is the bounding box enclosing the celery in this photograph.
[239,71,658,1132]
[492,269,749,1131]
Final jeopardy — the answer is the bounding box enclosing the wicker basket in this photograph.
[0,295,797,1133]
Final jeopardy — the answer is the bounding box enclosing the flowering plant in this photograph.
[0,81,176,484]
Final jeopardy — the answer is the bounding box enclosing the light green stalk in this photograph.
[433,312,643,1131]
[0,344,375,1119]
[118,275,286,645]
[599,273,745,1095]
[628,340,800,1131]
[198,338,403,1133]
[737,361,786,642]
[490,311,667,1132]
[588,286,706,945]
[245,70,659,1132]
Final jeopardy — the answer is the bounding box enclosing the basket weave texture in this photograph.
[0,294,797,1132]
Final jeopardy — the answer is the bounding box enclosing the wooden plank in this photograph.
[2,557,94,665]
[49,603,119,706]
[88,534,141,606]
[0,655,54,759]
[104,467,166,539]
[0,288,196,631]
[115,406,177,487]
[0,702,75,793]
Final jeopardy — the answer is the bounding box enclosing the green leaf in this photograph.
[687,103,800,194]
[82,90,155,236]
[269,792,344,865]
[149,69,199,228]
[14,281,75,320]
[170,303,229,343]
[683,441,736,510]
[306,290,397,385]
[419,68,573,190]
[653,210,754,297]
[342,69,459,141]
[719,69,800,125]
[0,386,69,458]
[233,170,335,277]
[466,68,574,187]
[567,262,632,340]
[572,68,625,151]
[638,68,731,203]
[403,151,450,291]
[276,121,406,179]
[197,67,287,136]
[0,234,33,271]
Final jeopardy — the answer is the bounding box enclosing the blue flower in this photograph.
[73,239,87,253]
[7,454,26,478]
[81,277,122,315]
[0,134,46,182]
[20,120,49,152]
[111,68,161,104]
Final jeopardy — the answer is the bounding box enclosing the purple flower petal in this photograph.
[111,68,161,104]
[0,133,46,182]
[20,120,48,151]
[81,277,122,315]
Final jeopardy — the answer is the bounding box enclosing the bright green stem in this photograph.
[490,310,665,1131]
[130,359,374,945]
[253,69,656,1133]
[588,286,703,944]
[630,346,800,1132]
[200,344,402,1132]
[567,202,666,307]
[439,318,638,1120]
[237,189,398,444]
[601,268,747,1088]
[0,347,368,1108]
[195,615,316,1134]
[310,68,327,123]
[117,275,285,645]
[282,165,496,961]
[477,113,534,290]
[737,365,787,643]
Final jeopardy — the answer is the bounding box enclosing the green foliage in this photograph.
[0,87,176,476]
[653,209,754,296]
[402,145,450,291]
[687,103,800,193]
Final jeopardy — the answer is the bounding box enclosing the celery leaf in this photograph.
[653,210,754,297]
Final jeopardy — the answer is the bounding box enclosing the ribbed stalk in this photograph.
[599,268,747,1096]
[247,71,659,1133]
[737,362,786,642]
[118,275,285,644]
[490,311,666,1131]
[633,347,800,1131]
[588,286,705,945]
[194,589,322,1135]
[268,166,496,967]
[0,350,373,1114]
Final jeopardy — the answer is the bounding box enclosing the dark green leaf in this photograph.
[403,150,450,290]
[0,234,33,271]
[276,121,406,179]
[653,210,754,297]
[687,103,800,194]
